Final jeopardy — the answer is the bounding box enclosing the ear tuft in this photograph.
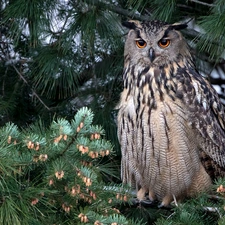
[170,23,188,31]
[122,20,139,30]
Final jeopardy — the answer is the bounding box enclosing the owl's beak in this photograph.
[149,48,155,62]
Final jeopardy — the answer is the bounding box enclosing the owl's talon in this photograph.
[140,199,156,206]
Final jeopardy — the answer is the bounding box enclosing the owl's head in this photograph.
[123,20,190,67]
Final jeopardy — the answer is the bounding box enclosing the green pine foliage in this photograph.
[155,194,222,225]
[198,0,225,60]
[1,0,124,128]
[0,107,143,225]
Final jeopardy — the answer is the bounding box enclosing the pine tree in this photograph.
[1,0,225,224]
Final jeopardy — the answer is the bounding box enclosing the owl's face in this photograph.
[123,20,189,67]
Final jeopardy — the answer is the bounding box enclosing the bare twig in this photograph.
[0,39,50,111]
[12,65,50,111]
[210,77,225,85]
[49,9,71,35]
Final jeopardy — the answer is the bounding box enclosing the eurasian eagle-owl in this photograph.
[117,20,225,207]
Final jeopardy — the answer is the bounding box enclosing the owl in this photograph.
[117,20,225,207]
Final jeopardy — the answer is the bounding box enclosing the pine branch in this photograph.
[81,0,152,20]
[189,0,215,7]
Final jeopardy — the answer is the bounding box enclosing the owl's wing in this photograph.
[117,93,141,187]
[182,67,225,173]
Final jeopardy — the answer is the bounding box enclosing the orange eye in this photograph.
[136,39,147,48]
[158,38,170,48]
